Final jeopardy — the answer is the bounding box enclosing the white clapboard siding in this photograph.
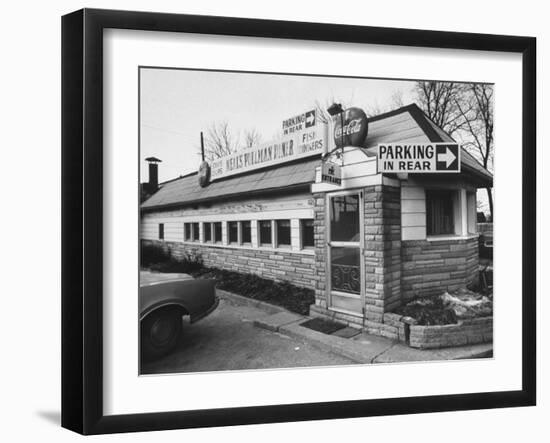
[141,219,183,242]
[366,128,432,148]
[401,182,426,241]
[142,193,314,223]
[145,194,313,218]
[467,192,477,234]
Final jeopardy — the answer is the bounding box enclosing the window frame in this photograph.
[259,220,273,247]
[228,221,239,244]
[158,223,164,240]
[204,222,212,243]
[192,222,200,242]
[213,222,222,244]
[183,222,191,241]
[275,219,291,248]
[300,218,315,249]
[241,220,252,245]
[426,189,456,237]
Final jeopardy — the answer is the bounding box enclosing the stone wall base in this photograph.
[142,239,316,289]
[310,304,492,349]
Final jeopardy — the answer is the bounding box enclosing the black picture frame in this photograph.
[61,8,536,435]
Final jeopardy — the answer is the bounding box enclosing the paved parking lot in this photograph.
[140,296,354,375]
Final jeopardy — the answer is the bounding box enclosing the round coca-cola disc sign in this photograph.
[333,107,368,148]
[198,161,211,187]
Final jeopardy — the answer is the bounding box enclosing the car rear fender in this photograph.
[140,302,189,322]
[140,279,217,320]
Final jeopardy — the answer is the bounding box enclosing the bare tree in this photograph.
[203,121,239,161]
[315,89,406,123]
[415,81,471,137]
[390,90,405,109]
[455,84,494,218]
[202,122,265,161]
[414,81,494,219]
[314,97,345,124]
[243,128,262,149]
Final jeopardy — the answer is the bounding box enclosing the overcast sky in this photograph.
[139,68,418,183]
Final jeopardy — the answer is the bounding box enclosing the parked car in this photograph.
[479,232,493,259]
[140,271,218,360]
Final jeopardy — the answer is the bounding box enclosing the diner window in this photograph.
[204,222,212,242]
[213,222,222,243]
[192,222,200,242]
[228,221,239,244]
[184,223,191,241]
[276,220,291,247]
[158,223,164,240]
[426,190,455,236]
[301,219,314,248]
[241,221,251,244]
[259,220,272,246]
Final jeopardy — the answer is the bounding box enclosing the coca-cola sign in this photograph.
[198,161,211,187]
[333,107,368,148]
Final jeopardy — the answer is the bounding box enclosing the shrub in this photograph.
[149,249,204,274]
[140,243,314,315]
[140,242,171,267]
[394,295,458,325]
[191,268,314,315]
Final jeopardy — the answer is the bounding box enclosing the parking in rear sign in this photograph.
[377,143,461,173]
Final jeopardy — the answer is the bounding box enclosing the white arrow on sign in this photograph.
[437,147,456,168]
[306,113,315,125]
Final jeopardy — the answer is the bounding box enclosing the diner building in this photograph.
[140,103,492,332]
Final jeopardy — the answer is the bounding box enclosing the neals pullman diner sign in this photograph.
[210,125,326,180]
[377,143,461,173]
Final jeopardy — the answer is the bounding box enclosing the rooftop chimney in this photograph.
[145,156,162,193]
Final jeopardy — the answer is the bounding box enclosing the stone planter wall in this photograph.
[408,317,493,349]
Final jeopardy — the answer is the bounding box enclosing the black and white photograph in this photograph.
[1,0,543,440]
[138,68,495,374]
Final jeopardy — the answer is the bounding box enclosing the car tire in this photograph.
[141,308,183,361]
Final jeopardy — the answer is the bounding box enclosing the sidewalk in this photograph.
[216,289,494,364]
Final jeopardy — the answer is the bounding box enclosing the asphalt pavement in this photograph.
[140,295,355,375]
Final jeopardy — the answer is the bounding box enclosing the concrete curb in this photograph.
[253,312,305,332]
[216,289,287,315]
[220,291,494,364]
[279,322,386,364]
[255,312,494,364]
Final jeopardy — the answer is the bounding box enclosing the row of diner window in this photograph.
[158,219,315,249]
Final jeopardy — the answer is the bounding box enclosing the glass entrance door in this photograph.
[327,192,364,316]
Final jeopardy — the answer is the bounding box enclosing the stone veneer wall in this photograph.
[142,239,316,289]
[312,193,328,306]
[364,185,402,319]
[311,185,401,327]
[401,236,479,301]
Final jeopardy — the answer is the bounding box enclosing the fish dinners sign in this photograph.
[377,143,461,173]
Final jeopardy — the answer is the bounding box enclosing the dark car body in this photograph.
[139,272,219,359]
[479,232,493,259]
[140,276,218,323]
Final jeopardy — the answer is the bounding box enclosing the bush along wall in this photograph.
[140,240,314,315]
